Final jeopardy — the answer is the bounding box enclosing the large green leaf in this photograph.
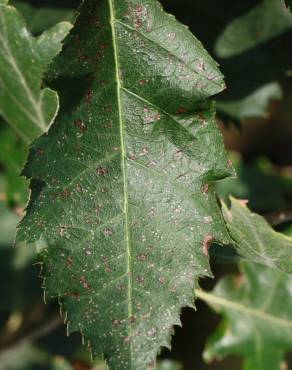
[0,1,72,143]
[199,262,292,370]
[18,0,233,368]
[223,198,292,274]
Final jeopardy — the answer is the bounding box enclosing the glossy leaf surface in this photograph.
[18,0,233,368]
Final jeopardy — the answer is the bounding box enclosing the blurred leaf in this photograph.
[51,356,73,370]
[0,201,18,246]
[155,360,182,370]
[217,82,282,121]
[0,1,72,143]
[223,198,292,273]
[0,123,29,205]
[0,341,48,370]
[10,1,75,35]
[215,0,292,58]
[200,262,292,370]
[216,153,292,214]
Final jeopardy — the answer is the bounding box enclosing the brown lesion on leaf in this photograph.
[74,119,87,133]
[203,235,214,256]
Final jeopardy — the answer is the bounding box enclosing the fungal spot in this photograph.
[147,160,157,167]
[84,249,92,256]
[104,228,114,236]
[59,227,66,237]
[36,220,44,228]
[117,284,126,290]
[203,216,213,224]
[36,148,44,155]
[104,121,113,128]
[112,319,122,326]
[95,205,102,213]
[137,254,147,261]
[176,106,186,115]
[66,256,73,268]
[100,187,109,193]
[202,184,209,195]
[140,146,149,155]
[139,79,149,86]
[60,188,71,198]
[80,275,91,289]
[74,119,87,133]
[104,105,112,112]
[147,328,156,337]
[168,32,176,40]
[130,315,136,323]
[159,277,166,285]
[196,59,206,72]
[76,184,83,193]
[170,286,177,293]
[137,276,145,284]
[96,167,109,176]
[203,235,214,256]
[227,159,233,168]
[124,336,131,343]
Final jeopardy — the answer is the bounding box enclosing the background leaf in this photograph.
[222,198,292,273]
[0,1,72,142]
[200,262,292,370]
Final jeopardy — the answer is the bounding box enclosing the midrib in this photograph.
[108,0,134,366]
[195,289,292,328]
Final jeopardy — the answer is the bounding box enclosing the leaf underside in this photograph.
[18,0,233,368]
[203,262,292,370]
[0,1,72,143]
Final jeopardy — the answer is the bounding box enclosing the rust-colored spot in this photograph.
[202,184,209,195]
[80,276,91,290]
[86,89,94,104]
[176,106,187,115]
[66,256,73,268]
[227,159,233,168]
[203,235,214,256]
[74,119,87,133]
[60,188,71,198]
[96,167,109,176]
[36,148,44,155]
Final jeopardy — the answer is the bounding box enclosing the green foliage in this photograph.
[0,0,291,369]
[215,0,292,58]
[223,198,292,273]
[18,0,234,368]
[0,0,72,143]
[162,0,292,122]
[201,262,292,370]
[0,122,29,205]
[11,1,75,35]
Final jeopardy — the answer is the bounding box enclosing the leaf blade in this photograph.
[223,197,292,274]
[0,2,72,142]
[18,0,233,368]
[201,262,292,370]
